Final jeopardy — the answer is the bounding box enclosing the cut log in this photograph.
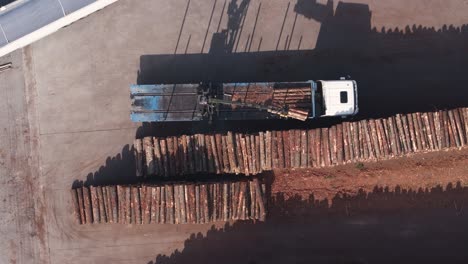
[178,185,185,224]
[424,113,436,150]
[344,122,354,162]
[452,109,465,146]
[97,186,107,223]
[412,113,423,151]
[462,108,468,144]
[271,131,279,169]
[104,186,114,223]
[253,179,266,221]
[160,139,169,177]
[221,135,231,173]
[190,184,197,224]
[195,185,200,224]
[240,135,250,175]
[321,128,331,166]
[329,126,337,165]
[184,185,192,224]
[205,135,215,173]
[185,136,194,174]
[433,111,442,149]
[143,137,155,176]
[249,181,256,220]
[235,134,245,175]
[294,130,301,167]
[393,116,403,154]
[400,115,412,153]
[406,114,417,152]
[134,139,144,177]
[159,186,165,224]
[214,134,224,173]
[101,187,110,223]
[244,135,253,174]
[265,131,272,170]
[300,130,308,167]
[171,137,179,175]
[441,110,450,148]
[382,118,398,157]
[335,124,344,164]
[152,138,163,177]
[276,132,284,169]
[166,137,175,176]
[124,187,131,224]
[351,122,361,160]
[288,130,296,167]
[227,132,239,174]
[249,135,257,173]
[141,186,151,224]
[174,184,180,224]
[82,187,93,224]
[255,134,261,173]
[203,184,209,222]
[447,110,459,147]
[306,130,315,167]
[110,186,118,223]
[117,186,124,223]
[133,186,142,224]
[282,131,291,168]
[416,113,429,150]
[223,183,228,221]
[394,115,406,153]
[89,186,99,223]
[119,186,126,224]
[259,132,266,170]
[417,111,428,150]
[81,186,93,224]
[150,187,158,224]
[210,135,221,174]
[178,137,186,174]
[368,120,381,159]
[199,134,207,172]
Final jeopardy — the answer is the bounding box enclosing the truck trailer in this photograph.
[130,79,358,122]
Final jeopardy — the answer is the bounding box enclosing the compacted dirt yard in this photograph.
[272,148,468,203]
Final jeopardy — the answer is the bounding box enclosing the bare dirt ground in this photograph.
[272,148,468,202]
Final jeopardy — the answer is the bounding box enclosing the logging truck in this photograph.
[130,79,358,122]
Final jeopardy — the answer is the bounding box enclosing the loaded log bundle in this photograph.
[71,179,267,225]
[135,108,468,176]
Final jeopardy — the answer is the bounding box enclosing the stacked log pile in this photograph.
[71,179,267,225]
[272,87,312,112]
[136,108,468,177]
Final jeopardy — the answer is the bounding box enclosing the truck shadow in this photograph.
[148,181,468,264]
[136,0,468,127]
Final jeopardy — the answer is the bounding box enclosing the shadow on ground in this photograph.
[148,181,468,264]
[136,0,468,136]
[72,144,138,188]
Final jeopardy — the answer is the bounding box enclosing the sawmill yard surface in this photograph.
[1,0,468,263]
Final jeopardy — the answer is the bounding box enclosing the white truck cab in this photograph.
[312,79,359,118]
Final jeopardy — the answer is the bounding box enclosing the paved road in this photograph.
[1,0,468,263]
[0,0,105,48]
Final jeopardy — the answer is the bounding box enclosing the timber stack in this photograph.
[135,107,468,177]
[71,179,267,225]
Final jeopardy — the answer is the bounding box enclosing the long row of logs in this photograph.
[71,179,267,225]
[135,107,468,177]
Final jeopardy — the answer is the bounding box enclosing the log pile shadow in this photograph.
[149,182,468,264]
[72,144,139,188]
